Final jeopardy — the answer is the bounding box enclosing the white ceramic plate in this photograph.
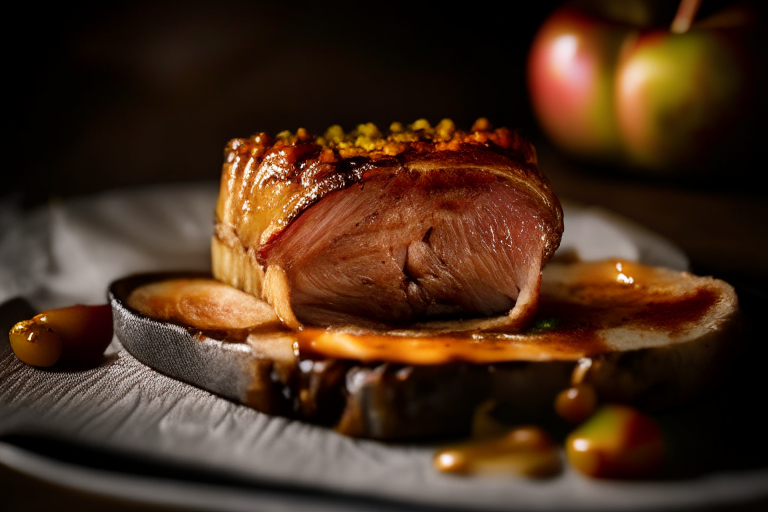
[2,182,765,512]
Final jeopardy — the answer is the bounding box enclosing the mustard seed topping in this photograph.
[227,118,517,162]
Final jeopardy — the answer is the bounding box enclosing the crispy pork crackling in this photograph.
[212,119,563,331]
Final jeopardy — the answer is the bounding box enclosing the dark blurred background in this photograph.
[11,0,566,201]
[7,0,768,281]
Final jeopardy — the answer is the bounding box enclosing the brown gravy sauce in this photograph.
[126,260,719,365]
[294,327,609,365]
[433,426,561,477]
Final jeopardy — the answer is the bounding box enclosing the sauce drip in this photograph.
[555,384,598,423]
[433,426,561,477]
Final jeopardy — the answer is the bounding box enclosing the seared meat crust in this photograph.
[213,119,563,330]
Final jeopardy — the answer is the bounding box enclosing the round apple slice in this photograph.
[111,272,297,417]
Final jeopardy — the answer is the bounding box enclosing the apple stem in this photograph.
[671,0,703,34]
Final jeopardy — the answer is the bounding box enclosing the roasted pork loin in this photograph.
[213,119,563,331]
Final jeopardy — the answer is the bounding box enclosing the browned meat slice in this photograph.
[212,119,563,331]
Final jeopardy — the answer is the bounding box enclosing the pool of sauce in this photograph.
[125,259,721,365]
[295,260,718,364]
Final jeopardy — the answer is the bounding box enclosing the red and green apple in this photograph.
[527,0,762,173]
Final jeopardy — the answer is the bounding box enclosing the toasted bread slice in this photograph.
[112,260,742,440]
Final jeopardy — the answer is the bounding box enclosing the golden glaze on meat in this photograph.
[213,119,564,331]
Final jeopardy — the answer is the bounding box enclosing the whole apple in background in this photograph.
[615,15,751,170]
[527,0,656,163]
[527,0,763,174]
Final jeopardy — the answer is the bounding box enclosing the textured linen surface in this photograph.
[5,182,765,511]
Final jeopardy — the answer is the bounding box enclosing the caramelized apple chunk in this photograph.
[8,304,113,368]
[566,404,664,479]
[8,319,63,367]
